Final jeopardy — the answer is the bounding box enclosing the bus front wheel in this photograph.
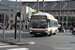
[34,34,37,36]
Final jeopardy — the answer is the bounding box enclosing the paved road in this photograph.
[21,32,75,50]
[0,30,75,50]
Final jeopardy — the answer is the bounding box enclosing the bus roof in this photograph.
[33,12,55,19]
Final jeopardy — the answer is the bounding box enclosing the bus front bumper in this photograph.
[30,30,50,35]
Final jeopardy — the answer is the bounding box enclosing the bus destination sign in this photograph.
[31,16,47,19]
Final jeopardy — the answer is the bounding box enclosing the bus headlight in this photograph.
[45,30,48,32]
[30,30,32,32]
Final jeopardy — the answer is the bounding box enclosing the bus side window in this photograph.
[48,21,51,27]
[50,20,52,27]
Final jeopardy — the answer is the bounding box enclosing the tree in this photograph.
[26,11,41,18]
[69,17,75,27]
[26,11,41,22]
[32,11,41,15]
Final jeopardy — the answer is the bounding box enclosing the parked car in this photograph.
[72,30,75,35]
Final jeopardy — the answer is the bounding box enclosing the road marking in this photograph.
[54,47,74,50]
[6,48,29,50]
[0,45,19,48]
[0,43,9,45]
[0,42,29,50]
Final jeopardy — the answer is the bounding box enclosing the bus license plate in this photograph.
[36,33,40,34]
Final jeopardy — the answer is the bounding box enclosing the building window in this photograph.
[11,14,13,17]
[64,16,66,21]
[10,20,13,23]
[55,16,58,19]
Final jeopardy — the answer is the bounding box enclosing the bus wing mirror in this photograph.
[46,19,50,22]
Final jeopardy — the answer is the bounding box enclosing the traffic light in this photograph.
[16,12,21,17]
[15,12,21,39]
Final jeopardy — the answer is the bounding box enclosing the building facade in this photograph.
[0,1,75,29]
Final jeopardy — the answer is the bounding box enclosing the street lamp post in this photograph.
[67,0,70,28]
[59,0,61,24]
[37,0,39,13]
[14,0,17,39]
[42,0,44,12]
[3,13,5,39]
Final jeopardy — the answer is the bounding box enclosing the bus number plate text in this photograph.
[36,33,40,34]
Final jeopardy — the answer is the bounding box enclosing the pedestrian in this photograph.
[70,26,73,32]
[10,25,13,30]
[59,26,62,32]
[7,23,10,30]
[61,27,65,33]
[25,24,27,30]
[13,24,15,29]
[21,24,24,30]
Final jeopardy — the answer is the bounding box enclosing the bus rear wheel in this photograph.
[53,30,57,35]
[53,33,56,35]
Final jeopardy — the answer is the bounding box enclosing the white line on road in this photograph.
[6,48,29,50]
[54,47,74,50]
[0,43,9,45]
[0,45,19,48]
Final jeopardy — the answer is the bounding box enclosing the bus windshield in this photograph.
[30,19,48,28]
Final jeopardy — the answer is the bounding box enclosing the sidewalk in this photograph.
[22,29,29,32]
[0,38,35,45]
[0,29,35,45]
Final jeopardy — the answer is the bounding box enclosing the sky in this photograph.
[7,0,69,2]
[0,0,74,2]
[8,0,59,1]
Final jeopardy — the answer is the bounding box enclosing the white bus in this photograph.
[29,12,58,36]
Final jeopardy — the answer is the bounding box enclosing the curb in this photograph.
[0,38,35,45]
